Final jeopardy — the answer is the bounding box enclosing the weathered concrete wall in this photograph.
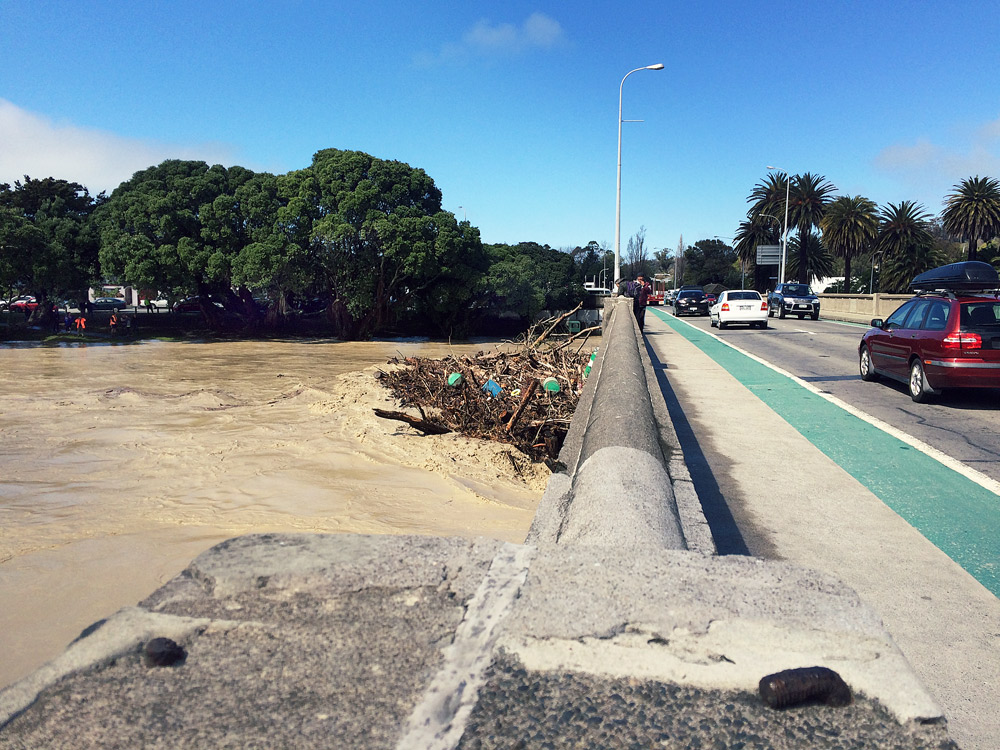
[526,296,714,554]
[818,293,911,324]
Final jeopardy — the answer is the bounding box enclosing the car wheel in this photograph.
[859,346,879,382]
[811,311,819,321]
[909,359,937,403]
[778,306,786,319]
[760,320,768,329]
[718,320,727,330]
[710,317,717,327]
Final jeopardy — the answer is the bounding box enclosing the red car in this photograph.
[7,296,38,313]
[859,261,1000,402]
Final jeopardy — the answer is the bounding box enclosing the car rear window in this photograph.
[678,291,704,299]
[728,292,761,301]
[960,302,1000,329]
[782,285,811,296]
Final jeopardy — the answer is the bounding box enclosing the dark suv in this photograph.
[673,289,709,317]
[768,283,820,320]
[859,261,1000,402]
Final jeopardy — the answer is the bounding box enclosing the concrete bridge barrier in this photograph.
[527,296,712,553]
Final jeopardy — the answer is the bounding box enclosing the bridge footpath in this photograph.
[0,299,959,749]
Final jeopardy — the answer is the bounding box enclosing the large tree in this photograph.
[734,215,781,290]
[305,149,487,338]
[681,238,739,287]
[820,195,878,294]
[747,172,835,284]
[482,241,582,317]
[876,201,945,292]
[623,225,650,279]
[784,232,835,285]
[787,173,836,283]
[96,160,261,324]
[0,177,101,323]
[941,176,1000,261]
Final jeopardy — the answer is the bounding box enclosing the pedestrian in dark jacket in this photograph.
[632,274,652,331]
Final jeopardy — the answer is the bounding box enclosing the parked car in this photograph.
[859,261,1000,402]
[7,296,38,313]
[710,290,769,329]
[91,297,127,311]
[673,289,709,317]
[172,296,224,313]
[768,283,820,320]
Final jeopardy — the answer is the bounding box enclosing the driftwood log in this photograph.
[372,408,451,435]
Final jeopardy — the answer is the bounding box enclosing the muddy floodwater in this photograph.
[0,337,543,689]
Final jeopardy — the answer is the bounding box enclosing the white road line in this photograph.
[660,312,1000,498]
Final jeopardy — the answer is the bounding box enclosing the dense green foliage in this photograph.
[483,242,583,319]
[680,239,739,287]
[942,176,1000,262]
[820,195,878,294]
[93,151,489,338]
[0,177,102,320]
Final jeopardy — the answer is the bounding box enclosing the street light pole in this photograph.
[615,63,664,292]
[767,166,791,285]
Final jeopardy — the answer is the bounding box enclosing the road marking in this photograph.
[651,307,1000,595]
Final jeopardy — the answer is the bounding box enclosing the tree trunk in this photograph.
[968,235,978,262]
[798,229,809,283]
[843,253,852,294]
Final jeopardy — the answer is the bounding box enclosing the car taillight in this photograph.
[721,303,730,311]
[943,332,982,350]
[761,301,768,310]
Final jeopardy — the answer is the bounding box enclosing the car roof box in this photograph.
[909,261,999,292]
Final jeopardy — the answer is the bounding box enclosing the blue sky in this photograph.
[2,1,999,257]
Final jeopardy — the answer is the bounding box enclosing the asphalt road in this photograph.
[641,306,1000,750]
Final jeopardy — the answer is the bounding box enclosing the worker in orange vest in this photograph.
[74,315,86,331]
[109,312,119,336]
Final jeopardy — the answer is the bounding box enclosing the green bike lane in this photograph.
[649,307,1000,597]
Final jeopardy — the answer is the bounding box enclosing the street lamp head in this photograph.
[646,63,665,70]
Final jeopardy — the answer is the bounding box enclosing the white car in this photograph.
[709,290,769,329]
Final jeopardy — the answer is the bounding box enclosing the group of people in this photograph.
[619,274,653,331]
[50,308,135,336]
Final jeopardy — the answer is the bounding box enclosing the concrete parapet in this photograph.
[527,296,705,552]
[819,293,911,324]
[0,534,952,748]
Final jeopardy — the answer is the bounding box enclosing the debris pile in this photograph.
[375,315,599,466]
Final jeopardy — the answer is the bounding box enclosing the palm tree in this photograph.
[748,172,788,221]
[941,176,1000,261]
[877,201,945,292]
[820,195,878,294]
[788,173,836,283]
[734,215,781,290]
[785,232,835,284]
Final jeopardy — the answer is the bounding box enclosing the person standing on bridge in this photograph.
[632,273,652,331]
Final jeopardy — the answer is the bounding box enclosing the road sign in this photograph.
[756,244,781,264]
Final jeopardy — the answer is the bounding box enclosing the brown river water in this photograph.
[0,337,543,689]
